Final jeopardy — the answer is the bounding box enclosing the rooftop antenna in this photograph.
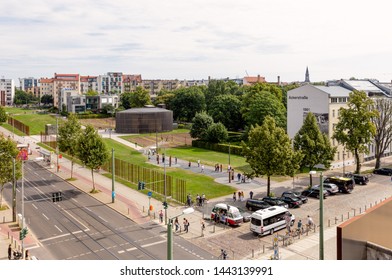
[245,70,249,77]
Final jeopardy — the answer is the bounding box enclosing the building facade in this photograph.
[122,74,142,92]
[80,76,99,94]
[53,73,80,107]
[98,72,123,94]
[0,78,15,106]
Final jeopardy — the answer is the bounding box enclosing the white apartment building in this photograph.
[98,72,122,94]
[59,88,80,111]
[80,76,99,94]
[0,78,15,106]
[287,83,392,169]
[53,73,80,108]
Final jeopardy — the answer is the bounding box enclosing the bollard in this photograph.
[365,205,367,211]
[341,214,343,222]
[335,217,338,224]
[252,249,254,258]
[328,219,330,227]
[347,212,350,219]
[375,201,377,205]
[360,207,362,214]
[263,244,265,253]
[370,203,372,208]
[353,209,356,216]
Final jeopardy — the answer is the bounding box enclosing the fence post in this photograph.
[328,219,330,227]
[353,209,356,216]
[347,212,350,219]
[341,214,343,222]
[263,244,265,253]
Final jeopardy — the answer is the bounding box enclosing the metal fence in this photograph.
[102,157,187,204]
[8,117,30,135]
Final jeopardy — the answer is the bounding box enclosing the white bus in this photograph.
[250,206,295,236]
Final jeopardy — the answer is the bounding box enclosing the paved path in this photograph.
[0,126,388,260]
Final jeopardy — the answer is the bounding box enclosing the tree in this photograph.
[14,89,38,105]
[294,112,337,171]
[101,104,115,116]
[0,135,21,209]
[241,116,302,196]
[333,91,378,174]
[0,106,7,123]
[243,92,287,129]
[120,87,151,109]
[58,114,82,179]
[371,98,392,169]
[205,122,228,143]
[41,94,53,105]
[208,95,244,131]
[190,111,213,140]
[77,125,109,192]
[170,87,206,121]
[86,89,99,96]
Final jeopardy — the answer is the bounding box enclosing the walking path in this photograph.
[0,126,387,260]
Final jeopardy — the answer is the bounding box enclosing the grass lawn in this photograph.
[1,123,26,136]
[5,108,36,115]
[13,114,61,135]
[103,139,236,199]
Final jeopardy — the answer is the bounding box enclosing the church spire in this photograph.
[305,66,310,83]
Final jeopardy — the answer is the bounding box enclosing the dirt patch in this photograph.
[79,118,115,129]
[126,133,195,148]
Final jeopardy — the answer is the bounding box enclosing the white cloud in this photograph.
[1,0,392,83]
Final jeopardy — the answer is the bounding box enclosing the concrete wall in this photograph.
[337,197,392,259]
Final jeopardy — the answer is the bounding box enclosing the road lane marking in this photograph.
[54,225,63,232]
[32,204,38,210]
[84,207,92,212]
[42,213,49,220]
[126,247,137,252]
[40,233,71,242]
[62,209,89,230]
[98,216,108,223]
[141,240,166,248]
[71,198,78,203]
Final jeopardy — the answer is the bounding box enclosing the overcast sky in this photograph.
[1,0,392,84]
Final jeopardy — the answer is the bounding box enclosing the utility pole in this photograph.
[319,172,324,260]
[164,148,167,225]
[111,148,115,203]
[12,158,16,222]
[21,161,25,259]
[56,117,59,173]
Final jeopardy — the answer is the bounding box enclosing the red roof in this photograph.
[244,75,266,84]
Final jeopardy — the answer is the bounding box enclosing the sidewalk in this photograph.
[1,127,389,260]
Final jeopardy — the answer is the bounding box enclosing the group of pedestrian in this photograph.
[195,194,206,206]
[214,163,223,172]
[232,191,245,202]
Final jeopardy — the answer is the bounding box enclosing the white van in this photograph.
[250,206,295,236]
[211,203,243,226]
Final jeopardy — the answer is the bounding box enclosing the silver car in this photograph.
[311,183,339,195]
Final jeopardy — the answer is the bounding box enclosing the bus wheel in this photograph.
[269,229,274,235]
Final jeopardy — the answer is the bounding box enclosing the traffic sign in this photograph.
[147,191,152,197]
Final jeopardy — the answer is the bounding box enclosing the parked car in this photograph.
[211,203,243,226]
[281,191,308,204]
[373,168,392,176]
[345,173,369,185]
[311,183,339,195]
[245,199,271,211]
[261,197,289,208]
[323,177,354,193]
[279,196,303,208]
[238,208,252,222]
[301,188,329,199]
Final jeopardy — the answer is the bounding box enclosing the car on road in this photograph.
[261,197,289,208]
[373,168,392,176]
[345,173,369,185]
[211,203,243,226]
[245,199,271,211]
[281,191,308,204]
[301,188,329,199]
[279,196,303,208]
[238,208,252,222]
[323,177,355,193]
[311,183,339,195]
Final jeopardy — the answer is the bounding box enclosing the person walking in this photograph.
[249,190,254,199]
[159,210,163,223]
[237,173,241,182]
[201,165,204,173]
[8,244,12,260]
[197,159,200,167]
[233,192,236,202]
[201,220,205,237]
[175,157,177,164]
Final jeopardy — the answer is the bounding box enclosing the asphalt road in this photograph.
[3,161,216,260]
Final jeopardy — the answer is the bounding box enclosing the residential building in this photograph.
[19,77,40,99]
[98,72,122,94]
[66,94,119,114]
[59,88,79,111]
[0,78,15,106]
[53,73,80,107]
[80,76,99,94]
[39,78,54,101]
[66,95,86,113]
[122,74,142,92]
[243,75,266,86]
[140,79,182,96]
[287,83,392,169]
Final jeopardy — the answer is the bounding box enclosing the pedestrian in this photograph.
[202,193,206,205]
[237,173,241,182]
[187,194,192,206]
[175,217,180,232]
[297,219,303,234]
[201,220,205,237]
[232,169,235,180]
[227,165,231,172]
[159,210,163,223]
[162,154,165,163]
[233,192,236,202]
[175,157,177,164]
[201,165,204,173]
[8,244,12,260]
[157,154,160,164]
[188,161,191,168]
[197,159,200,167]
[238,191,241,201]
[285,213,292,232]
[220,164,222,172]
[307,215,314,230]
[196,194,200,206]
[249,190,254,199]
[241,191,245,201]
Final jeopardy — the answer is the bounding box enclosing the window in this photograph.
[331,98,338,103]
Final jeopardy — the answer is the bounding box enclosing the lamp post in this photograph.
[309,170,316,187]
[164,148,167,225]
[111,148,115,203]
[319,171,324,260]
[56,117,59,173]
[167,207,194,260]
[342,148,346,176]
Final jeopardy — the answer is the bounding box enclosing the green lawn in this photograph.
[12,114,61,135]
[1,123,26,136]
[5,108,36,115]
[103,139,236,199]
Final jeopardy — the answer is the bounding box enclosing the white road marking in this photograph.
[42,213,49,220]
[62,209,89,230]
[141,240,166,248]
[32,204,38,210]
[84,207,92,212]
[98,216,108,223]
[40,233,70,242]
[118,250,125,254]
[126,247,137,252]
[54,225,63,232]
[71,198,78,203]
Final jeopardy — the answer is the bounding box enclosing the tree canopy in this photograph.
[170,87,206,122]
[120,87,151,109]
[333,90,378,173]
[205,122,228,143]
[190,111,213,140]
[242,116,302,196]
[293,112,336,170]
[0,106,7,123]
[77,125,109,192]
[208,94,244,131]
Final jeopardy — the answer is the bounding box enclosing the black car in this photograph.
[261,197,289,208]
[301,188,329,199]
[373,168,392,176]
[281,191,308,204]
[345,173,369,185]
[245,199,271,211]
[279,196,303,208]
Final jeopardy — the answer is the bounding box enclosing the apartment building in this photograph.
[122,74,142,92]
[140,79,182,96]
[98,72,122,94]
[80,76,99,94]
[66,94,119,113]
[287,82,392,169]
[52,73,80,107]
[19,77,40,99]
[0,78,15,106]
[59,88,80,111]
[39,78,54,101]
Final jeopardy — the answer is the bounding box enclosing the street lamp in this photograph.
[309,170,316,187]
[167,207,194,260]
[310,170,325,260]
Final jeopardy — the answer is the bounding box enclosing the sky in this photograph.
[1,0,392,85]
